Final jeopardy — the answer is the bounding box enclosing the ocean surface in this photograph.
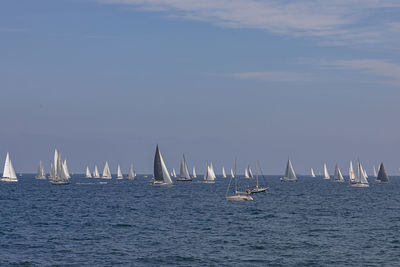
[1,174,399,266]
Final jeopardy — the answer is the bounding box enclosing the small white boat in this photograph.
[280,158,297,182]
[1,152,18,182]
[93,165,100,178]
[102,161,112,179]
[116,164,123,179]
[176,154,192,181]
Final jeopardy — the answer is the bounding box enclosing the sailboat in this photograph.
[116,164,123,179]
[230,168,235,178]
[201,162,216,183]
[333,164,344,182]
[375,162,389,183]
[311,168,316,178]
[93,165,100,178]
[1,152,18,182]
[192,167,197,178]
[176,154,192,181]
[102,161,112,179]
[373,165,378,178]
[247,160,268,194]
[49,149,70,185]
[350,160,369,187]
[85,166,92,178]
[349,161,355,184]
[280,158,297,182]
[244,167,250,179]
[150,145,173,186]
[323,163,330,179]
[226,159,253,201]
[63,160,71,179]
[127,164,136,179]
[222,167,227,178]
[35,160,46,179]
[170,168,177,178]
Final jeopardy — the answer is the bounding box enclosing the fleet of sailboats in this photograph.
[1,152,18,182]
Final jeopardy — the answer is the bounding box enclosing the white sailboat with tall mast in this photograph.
[116,164,123,179]
[349,161,356,184]
[102,161,112,179]
[1,152,18,182]
[176,154,192,181]
[222,167,227,178]
[323,163,330,179]
[85,166,92,178]
[226,159,253,201]
[311,168,316,178]
[247,159,268,194]
[93,165,100,178]
[280,157,297,182]
[333,164,344,182]
[350,160,369,187]
[36,160,46,179]
[201,162,216,183]
[49,149,70,185]
[230,168,235,178]
[63,159,71,179]
[127,164,136,179]
[192,167,197,178]
[150,145,173,186]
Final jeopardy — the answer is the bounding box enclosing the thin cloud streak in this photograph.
[228,71,312,82]
[98,0,400,47]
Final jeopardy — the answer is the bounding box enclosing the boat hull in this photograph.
[350,183,369,187]
[280,177,297,182]
[226,194,253,201]
[247,187,268,194]
[50,180,70,185]
[176,178,192,181]
[0,177,18,182]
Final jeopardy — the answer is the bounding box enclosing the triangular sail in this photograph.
[2,152,18,181]
[128,164,136,179]
[36,160,46,179]
[102,161,112,178]
[179,154,191,180]
[311,168,316,178]
[244,167,250,178]
[192,167,197,178]
[93,165,100,178]
[323,164,330,179]
[63,160,71,179]
[85,166,92,178]
[50,149,69,183]
[376,162,389,182]
[117,164,123,179]
[153,145,172,184]
[222,167,227,178]
[230,168,235,178]
[248,165,253,178]
[349,161,355,183]
[283,158,297,180]
[333,164,344,182]
[355,161,369,185]
[373,166,377,177]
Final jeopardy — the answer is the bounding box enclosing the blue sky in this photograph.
[1,0,400,174]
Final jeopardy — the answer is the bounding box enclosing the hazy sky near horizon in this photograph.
[1,0,400,174]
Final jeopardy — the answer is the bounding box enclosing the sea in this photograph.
[1,174,399,266]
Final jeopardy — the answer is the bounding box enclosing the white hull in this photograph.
[226,194,253,201]
[280,177,297,182]
[116,177,123,180]
[50,180,70,185]
[35,177,47,180]
[247,186,268,194]
[149,180,173,186]
[333,180,344,183]
[199,180,215,184]
[350,183,369,187]
[102,177,112,179]
[176,177,192,181]
[0,177,18,182]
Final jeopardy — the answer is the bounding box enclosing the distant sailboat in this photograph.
[49,149,70,185]
[375,162,389,183]
[202,162,216,183]
[311,168,316,178]
[230,168,235,178]
[280,158,297,182]
[192,167,197,178]
[373,165,378,178]
[85,166,92,178]
[170,168,177,178]
[93,165,100,178]
[323,163,330,179]
[222,167,227,178]
[116,164,123,179]
[63,160,71,179]
[1,152,18,182]
[349,161,356,184]
[102,161,112,179]
[333,164,344,182]
[247,160,268,194]
[244,167,250,179]
[350,160,369,187]
[127,164,136,180]
[176,154,192,181]
[36,160,46,179]
[226,159,253,201]
[150,145,173,186]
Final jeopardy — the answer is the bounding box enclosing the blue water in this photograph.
[1,175,399,266]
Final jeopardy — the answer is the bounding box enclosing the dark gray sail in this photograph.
[376,162,389,182]
[153,145,164,182]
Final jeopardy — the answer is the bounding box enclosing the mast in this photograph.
[153,145,172,184]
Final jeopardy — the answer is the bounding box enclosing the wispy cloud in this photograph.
[228,71,312,82]
[97,0,400,47]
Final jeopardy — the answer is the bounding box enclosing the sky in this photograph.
[1,0,400,175]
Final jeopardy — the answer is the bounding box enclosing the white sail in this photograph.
[63,159,71,179]
[351,160,369,187]
[323,163,330,179]
[102,161,112,179]
[152,145,172,185]
[230,168,235,178]
[1,152,18,182]
[244,167,250,178]
[50,149,70,184]
[349,161,355,183]
[128,164,136,179]
[203,162,216,182]
[50,162,55,179]
[85,166,92,178]
[373,165,377,177]
[311,168,316,178]
[248,165,253,178]
[172,168,177,178]
[222,167,227,178]
[178,154,191,180]
[333,164,344,182]
[280,158,297,181]
[36,160,46,179]
[93,165,100,178]
[209,162,216,180]
[192,167,197,178]
[117,164,123,179]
